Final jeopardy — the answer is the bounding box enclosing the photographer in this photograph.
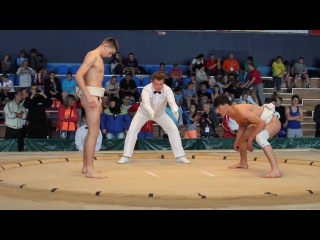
[199,102,219,138]
[16,60,35,88]
[23,84,53,139]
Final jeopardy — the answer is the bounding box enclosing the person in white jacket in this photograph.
[118,71,190,164]
[75,124,102,151]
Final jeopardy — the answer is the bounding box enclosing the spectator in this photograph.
[4,91,27,151]
[170,63,183,89]
[23,84,53,139]
[190,54,204,74]
[1,74,15,101]
[291,57,311,88]
[100,96,131,139]
[56,94,79,140]
[1,53,12,74]
[44,71,63,101]
[182,102,199,138]
[61,72,77,100]
[28,48,47,85]
[222,53,240,87]
[12,50,28,75]
[16,60,35,88]
[119,73,139,102]
[205,54,222,79]
[271,56,285,96]
[110,51,124,75]
[182,81,198,110]
[101,92,109,110]
[285,95,304,138]
[122,52,140,76]
[199,103,219,138]
[104,76,119,98]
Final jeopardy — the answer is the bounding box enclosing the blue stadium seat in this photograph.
[206,88,214,95]
[56,65,69,75]
[104,64,111,74]
[165,66,173,74]
[182,77,191,87]
[131,76,141,86]
[70,65,80,75]
[142,77,152,86]
[137,87,143,94]
[149,66,160,75]
[46,64,56,73]
[178,65,189,75]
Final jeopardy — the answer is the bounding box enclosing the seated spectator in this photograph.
[170,63,183,89]
[173,86,183,107]
[61,72,78,100]
[222,53,240,87]
[195,64,209,89]
[197,82,213,107]
[164,72,173,89]
[100,96,132,139]
[44,71,63,101]
[159,63,168,74]
[1,53,12,74]
[29,48,47,85]
[182,81,198,110]
[1,74,15,101]
[283,60,291,90]
[199,103,219,138]
[105,75,120,98]
[121,94,133,111]
[56,94,79,140]
[190,54,204,74]
[122,52,140,76]
[16,60,35,88]
[102,93,109,110]
[110,51,124,75]
[291,57,311,88]
[205,54,222,79]
[12,50,28,77]
[119,73,139,102]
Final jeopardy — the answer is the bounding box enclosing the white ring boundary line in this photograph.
[146,171,159,178]
[199,170,215,176]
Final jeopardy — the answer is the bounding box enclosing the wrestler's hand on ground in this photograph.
[148,109,155,119]
[172,110,179,120]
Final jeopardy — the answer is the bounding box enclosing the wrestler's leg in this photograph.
[228,125,255,169]
[81,96,106,179]
[260,116,282,178]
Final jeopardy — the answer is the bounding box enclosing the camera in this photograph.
[35,88,41,93]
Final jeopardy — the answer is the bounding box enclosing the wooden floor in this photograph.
[0,149,319,210]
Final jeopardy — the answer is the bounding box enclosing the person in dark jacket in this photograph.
[23,84,53,139]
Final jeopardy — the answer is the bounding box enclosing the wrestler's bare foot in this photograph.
[82,168,101,174]
[228,162,248,169]
[260,170,282,178]
[85,171,107,179]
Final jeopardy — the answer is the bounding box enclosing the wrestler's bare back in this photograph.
[84,50,105,88]
[229,104,264,125]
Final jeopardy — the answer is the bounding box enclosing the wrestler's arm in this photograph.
[297,107,304,122]
[239,108,266,142]
[75,52,96,99]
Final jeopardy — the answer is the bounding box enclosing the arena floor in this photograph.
[0,149,319,210]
